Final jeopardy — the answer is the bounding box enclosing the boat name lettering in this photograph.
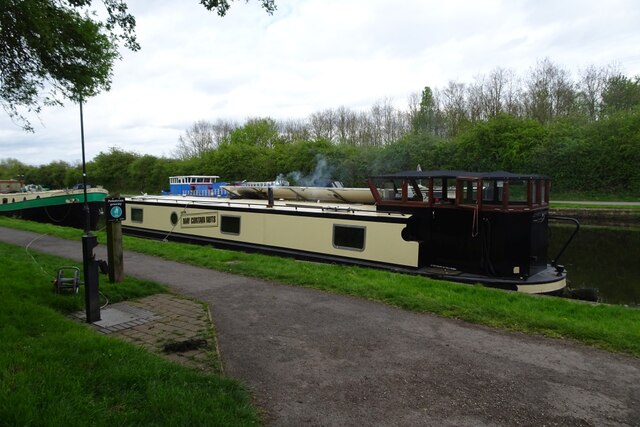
[181,213,218,228]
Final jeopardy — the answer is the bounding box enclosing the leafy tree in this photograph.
[90,147,139,192]
[334,106,358,145]
[529,117,589,190]
[523,59,577,124]
[1,0,276,131]
[272,140,334,181]
[583,106,640,193]
[279,118,311,143]
[0,158,31,180]
[174,120,216,160]
[206,142,270,181]
[65,163,84,187]
[1,0,138,130]
[28,160,72,188]
[601,75,640,114]
[455,114,546,172]
[227,117,282,148]
[411,86,437,135]
[576,65,613,121]
[439,81,469,136]
[128,155,164,193]
[200,0,276,16]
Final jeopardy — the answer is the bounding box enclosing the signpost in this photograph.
[105,197,125,283]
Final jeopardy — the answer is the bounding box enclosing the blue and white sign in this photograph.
[105,198,126,222]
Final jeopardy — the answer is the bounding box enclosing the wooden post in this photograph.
[106,221,124,282]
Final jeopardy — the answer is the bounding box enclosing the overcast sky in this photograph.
[2,0,639,166]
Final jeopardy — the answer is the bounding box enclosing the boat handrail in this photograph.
[548,215,580,272]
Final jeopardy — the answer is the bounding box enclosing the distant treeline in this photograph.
[2,60,639,197]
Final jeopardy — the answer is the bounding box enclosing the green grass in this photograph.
[550,202,640,209]
[2,216,640,359]
[551,191,640,202]
[0,239,260,426]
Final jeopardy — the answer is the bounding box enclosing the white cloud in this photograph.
[1,0,639,165]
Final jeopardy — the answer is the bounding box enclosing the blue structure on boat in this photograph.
[164,176,229,197]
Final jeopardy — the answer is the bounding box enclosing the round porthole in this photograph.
[170,212,179,226]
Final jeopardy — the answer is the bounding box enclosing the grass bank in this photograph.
[551,192,640,202]
[0,238,259,425]
[1,217,640,358]
[550,202,640,209]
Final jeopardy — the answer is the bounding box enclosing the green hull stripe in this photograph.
[0,191,108,213]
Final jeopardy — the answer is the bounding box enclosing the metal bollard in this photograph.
[82,233,101,323]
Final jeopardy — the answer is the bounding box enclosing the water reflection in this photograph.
[549,224,640,305]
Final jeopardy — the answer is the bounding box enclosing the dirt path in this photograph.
[2,227,639,426]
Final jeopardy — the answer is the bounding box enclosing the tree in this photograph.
[29,160,72,188]
[523,59,577,124]
[279,118,310,143]
[309,109,337,142]
[576,65,613,121]
[174,119,237,159]
[1,0,276,131]
[455,114,546,172]
[90,147,139,191]
[0,158,30,180]
[439,81,468,136]
[228,117,281,148]
[1,0,138,130]
[411,86,438,134]
[601,74,640,114]
[200,0,276,16]
[334,106,358,145]
[481,68,513,118]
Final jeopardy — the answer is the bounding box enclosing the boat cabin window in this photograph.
[2,198,7,204]
[482,180,504,204]
[377,179,403,201]
[221,215,241,235]
[371,173,549,211]
[372,178,425,203]
[457,178,548,209]
[508,180,528,204]
[432,178,455,203]
[333,225,365,251]
[131,208,144,223]
[458,180,478,204]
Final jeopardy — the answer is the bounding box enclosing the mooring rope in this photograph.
[25,233,53,277]
[43,201,75,223]
[162,200,194,242]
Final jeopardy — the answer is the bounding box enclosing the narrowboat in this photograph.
[0,183,109,229]
[121,171,577,294]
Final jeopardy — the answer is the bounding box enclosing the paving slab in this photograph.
[2,226,640,426]
[71,303,159,332]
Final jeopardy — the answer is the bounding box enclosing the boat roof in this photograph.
[169,175,220,179]
[370,170,548,180]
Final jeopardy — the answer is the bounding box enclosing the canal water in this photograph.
[549,224,640,306]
